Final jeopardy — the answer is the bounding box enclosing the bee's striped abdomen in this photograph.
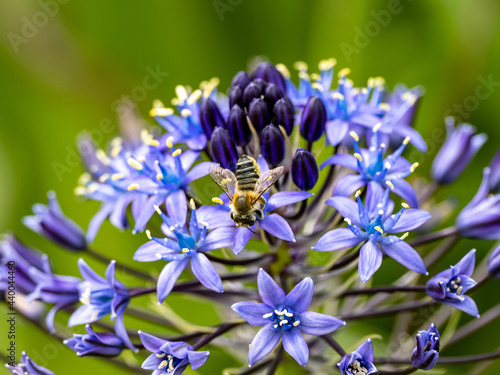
[236,155,260,191]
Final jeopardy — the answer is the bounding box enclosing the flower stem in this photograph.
[86,247,154,281]
[192,321,244,350]
[238,359,272,374]
[340,285,426,297]
[341,300,437,321]
[321,334,346,357]
[377,366,418,375]
[204,252,270,266]
[266,346,284,375]
[408,226,458,247]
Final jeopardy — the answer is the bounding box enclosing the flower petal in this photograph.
[325,197,362,227]
[257,269,285,307]
[157,258,190,303]
[133,194,166,233]
[312,228,364,252]
[133,240,179,262]
[78,258,105,284]
[297,311,345,336]
[442,295,480,318]
[139,331,166,352]
[166,190,187,227]
[333,174,366,197]
[266,191,313,212]
[282,328,309,366]
[233,226,254,255]
[260,214,295,242]
[320,153,358,171]
[358,241,383,283]
[379,241,427,275]
[248,324,281,366]
[198,227,234,252]
[385,209,432,233]
[284,277,313,313]
[231,302,272,326]
[390,179,419,208]
[355,338,374,363]
[453,249,476,277]
[190,253,223,293]
[187,350,210,370]
[196,205,232,229]
[326,119,349,147]
[184,162,216,184]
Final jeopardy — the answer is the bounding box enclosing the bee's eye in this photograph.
[255,210,264,220]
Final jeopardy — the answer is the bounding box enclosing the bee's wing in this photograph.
[252,166,284,203]
[208,166,237,201]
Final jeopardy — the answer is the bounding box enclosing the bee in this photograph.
[209,155,284,229]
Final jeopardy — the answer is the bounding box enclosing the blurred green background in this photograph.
[1,0,500,374]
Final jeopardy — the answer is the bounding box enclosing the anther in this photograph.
[99,173,110,183]
[374,226,384,234]
[187,89,202,105]
[410,162,419,173]
[156,353,166,358]
[212,197,224,205]
[156,173,164,180]
[111,173,124,181]
[146,230,152,240]
[344,218,352,225]
[386,180,395,190]
[275,63,290,79]
[262,313,273,319]
[293,61,308,71]
[149,107,174,117]
[182,248,190,253]
[166,136,174,149]
[401,232,409,240]
[378,210,384,215]
[158,360,168,370]
[354,153,363,162]
[153,205,162,215]
[127,158,143,171]
[379,103,391,111]
[403,136,411,145]
[190,199,196,210]
[355,190,362,198]
[402,203,409,209]
[373,122,382,132]
[349,131,359,142]
[293,321,300,327]
[332,92,345,100]
[175,85,188,103]
[181,109,192,118]
[338,67,351,77]
[199,221,209,227]
[172,149,182,157]
[127,183,139,191]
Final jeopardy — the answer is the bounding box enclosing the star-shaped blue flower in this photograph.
[313,184,429,282]
[232,269,345,366]
[134,200,233,303]
[426,249,479,317]
[337,339,377,375]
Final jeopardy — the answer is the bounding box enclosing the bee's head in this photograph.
[230,211,256,228]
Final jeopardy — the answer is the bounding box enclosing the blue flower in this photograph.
[489,148,500,193]
[27,257,81,333]
[337,339,377,375]
[431,117,487,185]
[139,331,210,374]
[64,324,125,357]
[23,191,87,251]
[313,185,429,282]
[322,126,420,208]
[232,269,345,366]
[279,60,426,150]
[426,249,479,318]
[68,259,136,351]
[411,323,440,370]
[0,234,47,295]
[134,201,233,303]
[456,168,500,240]
[6,351,55,375]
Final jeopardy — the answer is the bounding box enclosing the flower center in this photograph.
[263,307,300,332]
[347,359,369,375]
[445,275,464,296]
[156,352,182,373]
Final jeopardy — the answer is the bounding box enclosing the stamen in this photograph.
[156,173,164,180]
[212,197,224,205]
[410,162,419,173]
[456,277,461,283]
[190,198,196,210]
[172,148,182,157]
[180,109,192,118]
[401,232,409,240]
[457,286,463,294]
[378,210,384,215]
[182,248,190,253]
[355,190,362,198]
[169,226,176,232]
[199,221,209,227]
[373,122,382,132]
[99,173,110,183]
[379,103,391,111]
[344,218,352,225]
[338,67,351,77]
[293,61,308,71]
[175,85,188,103]
[158,360,168,370]
[386,180,395,190]
[153,205,162,215]
[275,63,290,79]
[403,136,411,145]
[149,107,174,117]
[127,183,139,191]
[187,89,202,105]
[262,313,273,319]
[374,226,384,234]
[311,82,324,91]
[111,173,124,181]
[349,131,359,142]
[332,92,345,100]
[166,136,174,149]
[156,353,166,358]
[293,321,300,327]
[402,203,409,209]
[384,162,392,169]
[127,158,143,171]
[354,153,363,162]
[146,230,152,240]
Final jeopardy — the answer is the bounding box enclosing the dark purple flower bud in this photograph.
[231,70,251,90]
[243,81,265,108]
[273,98,295,135]
[292,149,319,191]
[251,62,286,92]
[260,125,285,168]
[227,105,252,147]
[411,323,440,370]
[300,96,326,143]
[248,98,270,133]
[431,117,487,185]
[229,85,244,109]
[65,324,126,357]
[488,244,500,277]
[23,191,87,251]
[489,149,500,193]
[199,98,225,139]
[264,83,284,110]
[210,127,239,172]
